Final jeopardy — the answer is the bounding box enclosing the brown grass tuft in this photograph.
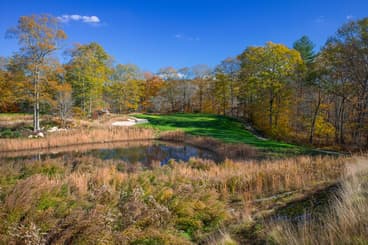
[0,127,155,152]
[266,157,368,245]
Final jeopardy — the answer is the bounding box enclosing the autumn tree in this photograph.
[141,74,165,112]
[239,42,303,135]
[214,70,230,115]
[293,36,319,142]
[320,18,368,147]
[192,64,213,112]
[215,58,240,116]
[7,14,67,131]
[157,67,181,112]
[112,63,144,81]
[0,55,32,112]
[304,56,334,144]
[0,67,14,112]
[292,36,335,145]
[56,81,73,126]
[66,42,111,116]
[0,57,18,112]
[177,67,197,112]
[107,64,144,113]
[49,62,73,126]
[290,18,368,148]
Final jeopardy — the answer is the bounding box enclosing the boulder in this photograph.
[37,132,44,138]
[47,126,59,133]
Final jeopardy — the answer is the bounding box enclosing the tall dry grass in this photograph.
[0,154,358,244]
[0,140,155,158]
[159,130,258,159]
[1,159,129,244]
[168,155,346,206]
[267,157,368,245]
[0,127,155,152]
[0,114,33,128]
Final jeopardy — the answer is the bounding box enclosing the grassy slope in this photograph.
[135,113,310,155]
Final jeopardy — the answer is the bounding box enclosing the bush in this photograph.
[0,128,21,138]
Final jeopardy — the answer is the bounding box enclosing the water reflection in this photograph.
[1,141,219,165]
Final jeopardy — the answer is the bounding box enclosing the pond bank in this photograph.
[0,127,155,152]
[1,140,219,165]
[0,127,260,162]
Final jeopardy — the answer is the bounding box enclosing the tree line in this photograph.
[1,14,368,149]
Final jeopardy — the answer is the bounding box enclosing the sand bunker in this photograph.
[111,117,148,126]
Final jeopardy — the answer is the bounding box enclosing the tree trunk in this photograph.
[199,87,203,112]
[230,79,234,116]
[339,98,345,145]
[309,90,321,144]
[89,97,92,116]
[274,94,281,128]
[182,83,186,112]
[33,68,40,132]
[334,97,346,145]
[223,86,226,115]
[354,94,367,146]
[269,90,274,130]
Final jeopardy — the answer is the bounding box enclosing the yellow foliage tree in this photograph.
[239,42,304,136]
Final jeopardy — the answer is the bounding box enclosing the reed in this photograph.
[160,155,347,210]
[0,127,155,152]
[0,153,359,244]
[266,158,368,245]
[0,140,155,158]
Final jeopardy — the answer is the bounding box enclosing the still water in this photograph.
[1,141,219,165]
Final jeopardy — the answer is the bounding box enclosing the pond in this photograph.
[0,140,219,165]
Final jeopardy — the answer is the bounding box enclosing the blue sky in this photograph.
[0,0,367,72]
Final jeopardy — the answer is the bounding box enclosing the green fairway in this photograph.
[135,113,309,155]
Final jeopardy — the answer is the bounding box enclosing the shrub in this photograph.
[0,128,21,138]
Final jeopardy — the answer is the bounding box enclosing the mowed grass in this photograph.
[135,113,309,155]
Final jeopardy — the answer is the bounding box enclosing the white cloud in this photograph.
[69,15,82,21]
[57,14,101,24]
[174,33,200,41]
[82,16,100,23]
[346,15,354,20]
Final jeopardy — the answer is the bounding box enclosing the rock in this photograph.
[28,135,34,138]
[47,127,68,133]
[37,132,44,138]
[102,109,110,115]
[47,126,59,133]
